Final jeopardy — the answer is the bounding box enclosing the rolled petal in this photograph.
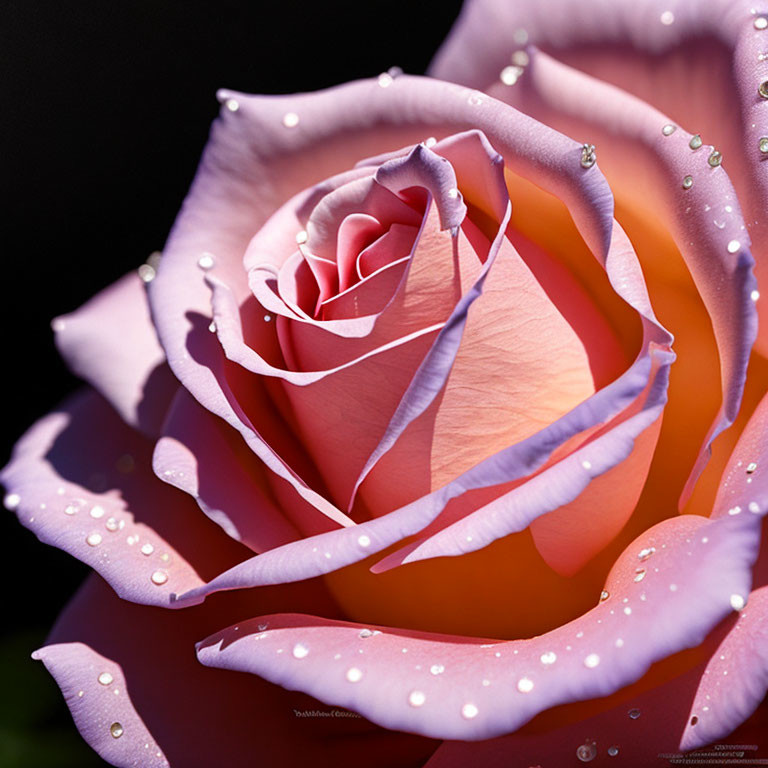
[1,389,248,608]
[196,505,764,741]
[53,272,178,437]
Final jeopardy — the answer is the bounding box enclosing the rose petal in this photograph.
[36,573,436,768]
[53,272,178,437]
[32,643,169,768]
[196,503,763,740]
[1,389,248,608]
[680,586,768,751]
[431,6,759,502]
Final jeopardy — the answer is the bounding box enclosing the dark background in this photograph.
[0,1,462,764]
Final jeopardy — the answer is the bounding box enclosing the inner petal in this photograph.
[335,213,383,293]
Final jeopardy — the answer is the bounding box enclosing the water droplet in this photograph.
[105,517,119,532]
[4,493,21,510]
[355,534,372,548]
[615,638,625,648]
[467,91,485,107]
[708,150,723,167]
[295,230,308,245]
[408,690,426,707]
[638,546,656,561]
[660,10,675,24]
[628,708,641,719]
[749,501,761,513]
[90,505,105,519]
[747,462,758,473]
[292,643,309,659]
[282,112,300,128]
[599,590,610,602]
[138,263,156,282]
[86,533,102,547]
[730,594,745,611]
[755,15,768,29]
[517,677,534,693]
[225,98,239,112]
[513,27,528,44]
[198,253,215,270]
[584,653,600,668]
[760,137,768,154]
[634,568,647,582]
[461,703,478,719]
[682,175,693,190]
[151,570,168,585]
[430,664,445,675]
[580,143,596,168]
[728,505,742,515]
[139,542,154,556]
[540,651,557,665]
[662,124,677,136]
[669,583,678,592]
[689,134,703,150]
[624,606,632,615]
[346,667,362,683]
[608,746,620,756]
[576,742,597,762]
[581,460,592,470]
[98,672,114,686]
[377,72,394,88]
[110,722,124,738]
[500,65,524,85]
[727,239,741,253]
[751,290,761,302]
[359,629,373,639]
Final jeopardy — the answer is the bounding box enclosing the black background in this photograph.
[0,1,463,764]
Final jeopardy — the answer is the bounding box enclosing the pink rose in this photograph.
[3,3,768,764]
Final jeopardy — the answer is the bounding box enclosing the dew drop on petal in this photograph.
[357,534,371,548]
[749,501,761,513]
[346,667,362,683]
[292,643,309,659]
[708,150,723,167]
[682,175,693,190]
[730,594,746,611]
[760,80,768,99]
[751,290,761,302]
[689,134,703,150]
[110,722,124,739]
[500,65,524,85]
[628,708,641,719]
[634,568,647,582]
[141,543,154,556]
[638,546,656,561]
[599,590,610,602]
[608,746,620,757]
[408,690,426,707]
[747,462,758,473]
[105,517,119,532]
[198,253,215,270]
[282,112,300,128]
[540,651,557,665]
[98,672,113,686]
[430,664,445,675]
[4,493,21,510]
[727,239,741,253]
[662,124,677,136]
[225,98,239,112]
[660,10,674,24]
[584,653,600,668]
[728,505,742,515]
[755,16,768,29]
[359,629,374,639]
[759,137,768,154]
[461,703,479,719]
[150,570,168,585]
[90,505,105,519]
[86,533,102,547]
[517,677,534,693]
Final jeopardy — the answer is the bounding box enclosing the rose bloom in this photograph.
[4,0,768,765]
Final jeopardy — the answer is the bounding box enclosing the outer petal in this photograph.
[196,502,764,741]
[1,389,248,608]
[430,1,760,498]
[35,573,436,768]
[53,272,179,437]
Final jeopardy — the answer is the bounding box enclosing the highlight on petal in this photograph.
[1,389,247,608]
[53,272,179,437]
[196,505,764,740]
[32,643,169,768]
